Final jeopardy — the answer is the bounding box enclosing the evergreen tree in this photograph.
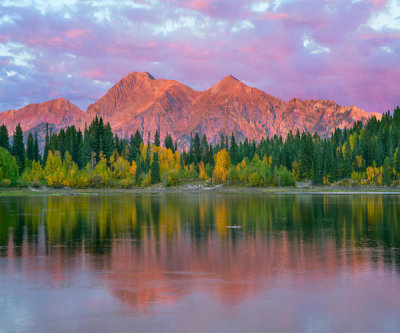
[154,130,160,147]
[144,133,151,172]
[103,123,114,159]
[26,132,35,161]
[229,133,239,165]
[33,133,40,161]
[11,124,25,172]
[164,133,174,152]
[0,125,9,151]
[44,124,50,164]
[79,129,91,168]
[298,132,313,179]
[383,157,392,186]
[129,130,143,162]
[193,133,201,167]
[312,143,323,184]
[150,152,161,183]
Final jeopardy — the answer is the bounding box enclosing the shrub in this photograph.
[120,178,135,188]
[249,172,261,186]
[165,170,181,187]
[141,173,152,187]
[205,164,214,178]
[276,166,296,187]
[227,168,239,183]
[89,174,103,188]
[0,147,19,184]
[1,178,11,187]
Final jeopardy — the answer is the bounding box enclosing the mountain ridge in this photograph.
[0,72,381,146]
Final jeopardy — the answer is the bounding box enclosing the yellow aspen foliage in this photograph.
[199,161,208,180]
[349,134,357,151]
[92,153,112,186]
[263,155,272,166]
[159,147,180,175]
[236,159,246,171]
[22,160,44,182]
[129,160,137,176]
[112,155,132,179]
[44,151,63,187]
[366,166,383,185]
[355,155,363,170]
[61,152,79,187]
[212,149,231,183]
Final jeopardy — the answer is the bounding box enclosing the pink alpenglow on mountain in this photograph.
[0,72,381,146]
[0,98,84,132]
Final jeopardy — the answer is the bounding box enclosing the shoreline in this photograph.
[1,184,400,196]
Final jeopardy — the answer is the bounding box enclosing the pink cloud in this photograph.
[65,29,91,39]
[0,0,399,114]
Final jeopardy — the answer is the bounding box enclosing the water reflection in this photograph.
[1,194,400,332]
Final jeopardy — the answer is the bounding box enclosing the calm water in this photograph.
[1,193,400,332]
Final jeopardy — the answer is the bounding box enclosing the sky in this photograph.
[0,0,399,113]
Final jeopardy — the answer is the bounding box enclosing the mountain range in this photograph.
[0,71,381,147]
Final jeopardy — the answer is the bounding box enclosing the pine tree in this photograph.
[154,130,160,147]
[33,133,40,161]
[12,124,25,172]
[26,132,35,161]
[0,125,9,151]
[193,133,201,167]
[164,133,174,151]
[79,129,91,168]
[144,133,151,172]
[103,123,114,159]
[129,130,143,162]
[43,124,50,164]
[229,133,239,165]
[134,159,142,185]
[312,143,323,184]
[151,152,161,183]
[383,157,392,186]
[298,132,313,179]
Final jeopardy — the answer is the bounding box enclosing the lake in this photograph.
[1,193,400,332]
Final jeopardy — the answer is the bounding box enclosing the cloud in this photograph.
[0,0,399,113]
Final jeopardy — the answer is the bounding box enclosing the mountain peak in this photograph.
[224,74,240,82]
[125,71,155,81]
[211,74,245,94]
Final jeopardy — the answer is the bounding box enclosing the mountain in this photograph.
[0,72,381,147]
[0,98,84,133]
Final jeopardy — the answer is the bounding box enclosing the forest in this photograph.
[0,106,399,188]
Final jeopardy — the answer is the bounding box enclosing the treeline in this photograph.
[0,106,399,188]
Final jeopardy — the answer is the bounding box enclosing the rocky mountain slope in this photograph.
[0,72,381,146]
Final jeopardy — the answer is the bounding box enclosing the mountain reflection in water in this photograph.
[1,194,400,332]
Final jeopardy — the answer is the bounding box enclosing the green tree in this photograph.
[26,132,35,161]
[151,152,161,183]
[383,157,392,186]
[229,133,239,165]
[154,130,160,147]
[129,130,143,162]
[79,129,91,168]
[164,133,174,152]
[102,123,114,159]
[33,133,40,161]
[0,125,9,151]
[193,133,201,168]
[298,132,313,179]
[11,124,25,172]
[0,147,19,184]
[312,142,323,185]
